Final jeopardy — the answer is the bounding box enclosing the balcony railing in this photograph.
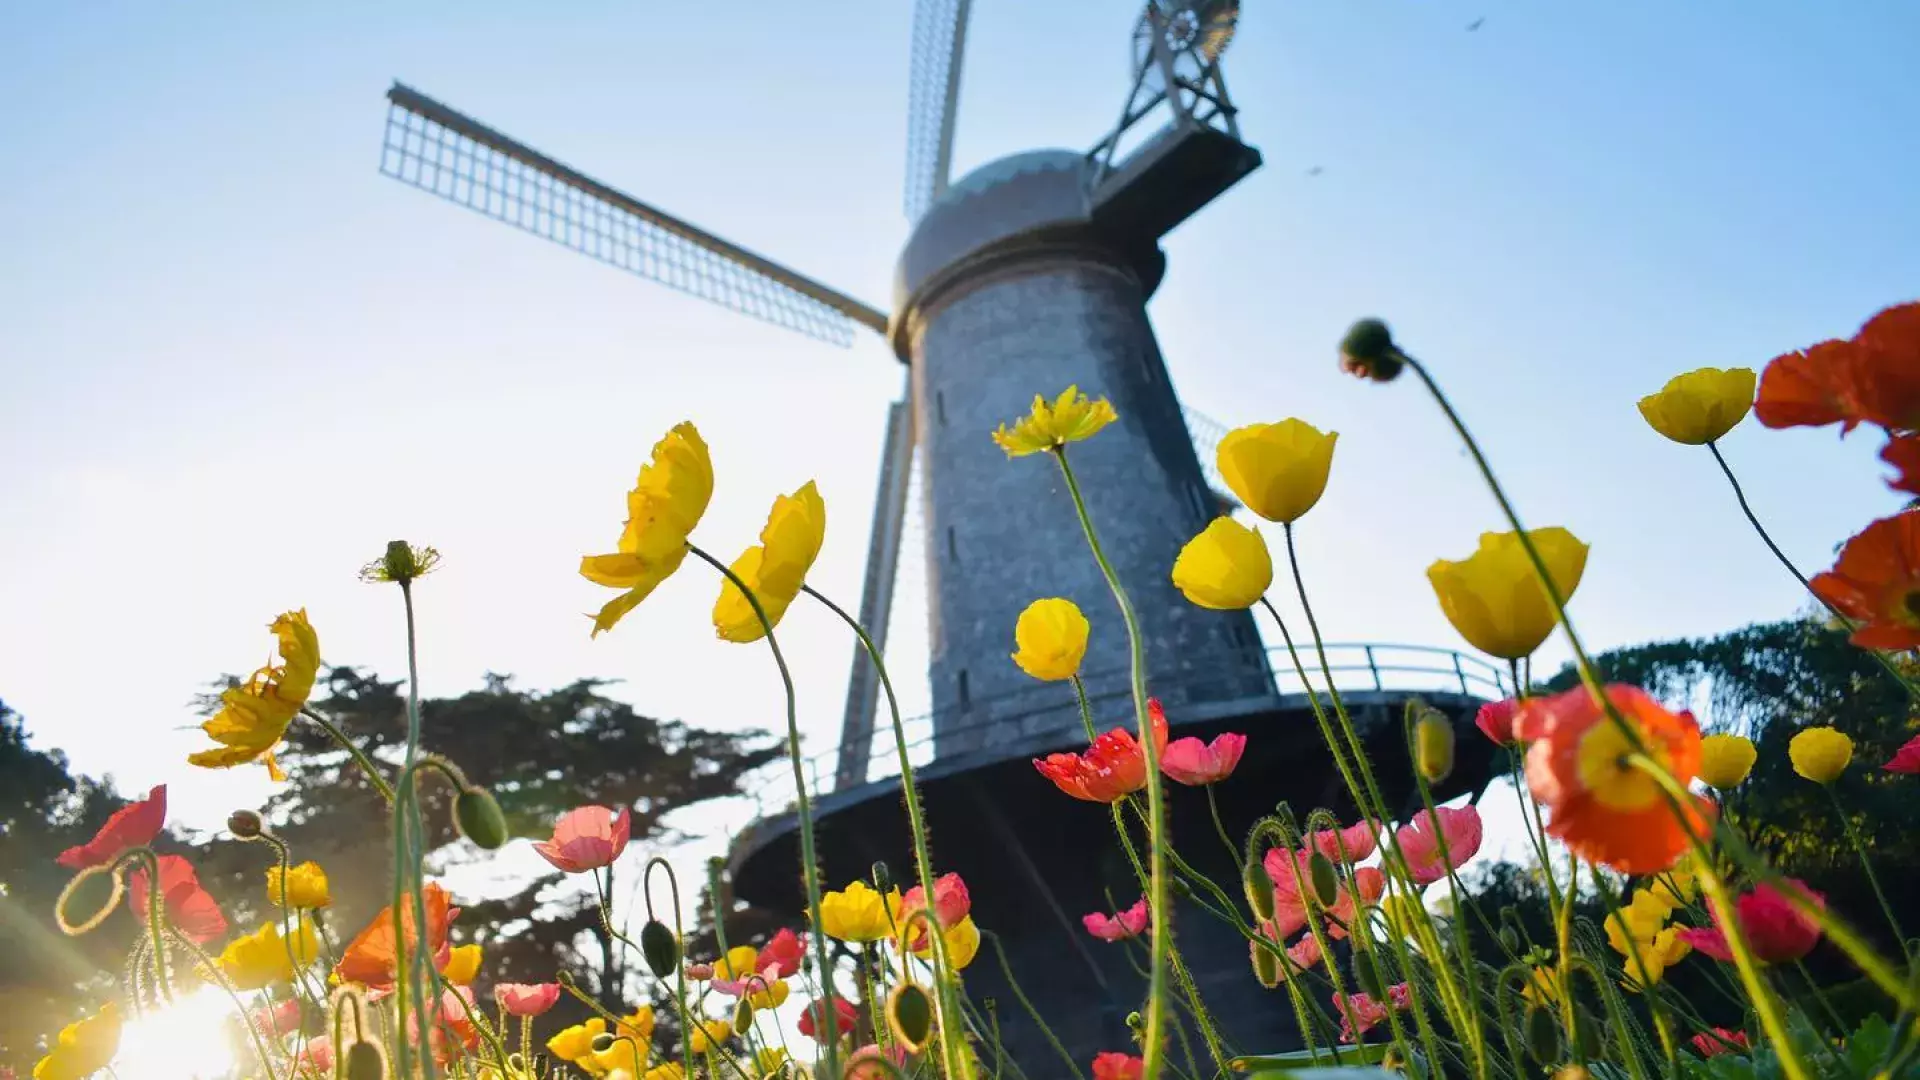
[744,642,1507,814]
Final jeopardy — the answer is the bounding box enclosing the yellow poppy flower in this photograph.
[1698,733,1757,790]
[748,978,790,1010]
[912,914,981,972]
[1010,598,1091,682]
[581,423,714,637]
[1426,528,1588,660]
[267,860,331,909]
[617,1005,656,1043]
[33,1002,121,1080]
[592,1033,647,1077]
[441,943,482,986]
[187,610,320,780]
[688,1018,733,1054]
[820,879,904,942]
[1649,853,1700,907]
[1172,517,1273,610]
[1789,726,1853,784]
[712,945,760,984]
[1637,367,1757,446]
[1217,419,1339,524]
[547,1018,606,1063]
[1520,965,1561,1008]
[219,917,318,991]
[756,1048,790,1076]
[713,481,827,642]
[991,386,1119,457]
[646,1064,687,1080]
[1619,927,1691,993]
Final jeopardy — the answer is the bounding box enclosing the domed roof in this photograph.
[938,149,1091,205]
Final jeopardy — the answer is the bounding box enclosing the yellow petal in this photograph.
[1171,517,1273,610]
[1010,597,1091,681]
[1216,419,1339,524]
[1637,367,1757,445]
[1426,527,1587,660]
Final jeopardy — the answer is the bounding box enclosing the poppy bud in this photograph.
[1352,951,1385,998]
[732,998,754,1032]
[228,810,264,839]
[1243,861,1276,921]
[454,789,509,850]
[888,983,934,1053]
[1572,1005,1602,1059]
[1415,713,1455,784]
[1126,1011,1144,1033]
[1339,318,1406,382]
[591,1032,617,1054]
[1498,927,1521,954]
[640,919,680,979]
[1307,852,1340,908]
[871,861,893,893]
[1525,1006,1561,1065]
[1251,942,1281,989]
[345,1040,387,1080]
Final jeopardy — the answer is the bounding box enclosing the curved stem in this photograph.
[800,583,967,1080]
[1824,785,1907,952]
[688,544,839,1080]
[298,708,395,804]
[1708,442,1920,700]
[1204,785,1240,867]
[1051,447,1170,1080]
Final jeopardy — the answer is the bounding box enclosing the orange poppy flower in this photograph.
[1033,700,1171,803]
[1884,435,1920,496]
[1809,510,1920,650]
[1756,301,1920,433]
[1516,685,1713,874]
[336,882,459,990]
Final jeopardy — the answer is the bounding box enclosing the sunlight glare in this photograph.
[113,986,239,1080]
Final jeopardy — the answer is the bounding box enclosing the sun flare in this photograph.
[113,987,239,1080]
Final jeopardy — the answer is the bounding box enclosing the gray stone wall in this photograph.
[910,254,1270,757]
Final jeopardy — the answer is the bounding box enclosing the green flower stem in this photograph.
[1403,732,1491,1076]
[1203,785,1241,867]
[166,925,278,1078]
[801,583,969,1080]
[1070,675,1099,742]
[1708,442,1920,701]
[1624,754,1811,1080]
[1823,785,1907,950]
[686,544,840,1080]
[129,849,172,1001]
[645,856,695,1080]
[298,708,395,804]
[1050,447,1171,1080]
[386,578,435,1080]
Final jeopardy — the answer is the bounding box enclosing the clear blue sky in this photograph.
[3,0,1917,836]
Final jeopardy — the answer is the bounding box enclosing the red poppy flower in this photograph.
[58,785,167,870]
[127,854,227,944]
[757,927,805,978]
[1809,510,1920,650]
[1843,301,1920,430]
[1476,698,1519,745]
[1033,700,1170,803]
[336,883,459,990]
[899,872,971,949]
[249,998,301,1038]
[1677,879,1823,964]
[1160,732,1246,785]
[1885,733,1920,774]
[1092,1052,1144,1080]
[1517,685,1714,873]
[1884,435,1920,497]
[1756,339,1860,432]
[1690,1029,1751,1058]
[796,997,858,1042]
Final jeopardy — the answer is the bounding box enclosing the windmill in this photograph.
[378,0,1266,790]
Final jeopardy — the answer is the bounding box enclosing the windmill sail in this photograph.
[903,0,972,221]
[380,83,887,347]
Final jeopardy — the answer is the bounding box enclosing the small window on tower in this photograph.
[958,669,971,711]
[937,390,947,426]
[947,526,958,562]
[1187,484,1211,523]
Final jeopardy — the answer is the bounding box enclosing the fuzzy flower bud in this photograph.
[1339,318,1407,382]
[228,810,264,839]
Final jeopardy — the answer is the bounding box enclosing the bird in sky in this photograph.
[1466,17,1486,31]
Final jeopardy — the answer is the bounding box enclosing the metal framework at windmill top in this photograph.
[376,1,1252,793]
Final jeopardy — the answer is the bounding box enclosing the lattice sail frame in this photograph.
[381,84,883,348]
[903,0,972,222]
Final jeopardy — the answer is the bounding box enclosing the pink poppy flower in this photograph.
[1082,898,1150,941]
[495,982,561,1017]
[1261,848,1313,938]
[1885,733,1920,773]
[58,785,167,870]
[758,927,805,977]
[797,997,858,1042]
[846,1043,908,1080]
[298,1035,334,1076]
[1092,1052,1144,1080]
[1333,983,1410,1042]
[1160,732,1247,786]
[1325,867,1386,940]
[1307,819,1381,864]
[250,998,302,1038]
[684,962,714,981]
[1252,921,1324,980]
[900,872,971,948]
[1395,806,1484,885]
[1691,1029,1750,1058]
[1677,880,1824,964]
[128,854,227,944]
[1476,698,1519,745]
[531,806,630,873]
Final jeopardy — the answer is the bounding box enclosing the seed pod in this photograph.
[228,810,264,839]
[1525,1006,1562,1066]
[343,1040,387,1080]
[1250,941,1281,989]
[590,1032,616,1054]
[888,982,934,1053]
[1352,951,1385,998]
[1572,1006,1602,1059]
[1415,713,1455,784]
[871,861,893,893]
[1243,861,1276,921]
[732,997,755,1033]
[1308,852,1340,908]
[640,919,680,979]
[454,789,509,850]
